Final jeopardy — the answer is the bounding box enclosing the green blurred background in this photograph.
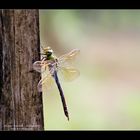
[39,10,140,130]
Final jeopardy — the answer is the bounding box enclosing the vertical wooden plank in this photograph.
[0,9,44,130]
[0,9,3,130]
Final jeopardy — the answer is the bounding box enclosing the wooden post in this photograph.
[0,10,44,130]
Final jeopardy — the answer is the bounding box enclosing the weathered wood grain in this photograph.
[0,10,44,130]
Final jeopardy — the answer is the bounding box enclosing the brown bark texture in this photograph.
[0,9,44,130]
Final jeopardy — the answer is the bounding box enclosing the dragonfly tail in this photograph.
[53,71,70,121]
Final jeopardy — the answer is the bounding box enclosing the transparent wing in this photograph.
[58,49,80,67]
[37,68,55,92]
[57,49,80,82]
[33,60,50,73]
[59,66,80,82]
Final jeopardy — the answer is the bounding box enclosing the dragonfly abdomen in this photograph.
[53,70,69,121]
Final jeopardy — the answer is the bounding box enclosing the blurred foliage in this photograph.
[39,10,140,130]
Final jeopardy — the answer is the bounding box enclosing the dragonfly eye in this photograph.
[46,51,52,56]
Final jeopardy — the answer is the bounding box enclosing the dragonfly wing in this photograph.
[58,49,80,67]
[59,66,80,82]
[33,60,50,73]
[33,61,42,73]
[57,49,80,82]
[37,72,55,92]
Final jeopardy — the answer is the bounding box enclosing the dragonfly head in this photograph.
[42,46,53,57]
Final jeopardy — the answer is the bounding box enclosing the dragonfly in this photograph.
[33,46,80,121]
